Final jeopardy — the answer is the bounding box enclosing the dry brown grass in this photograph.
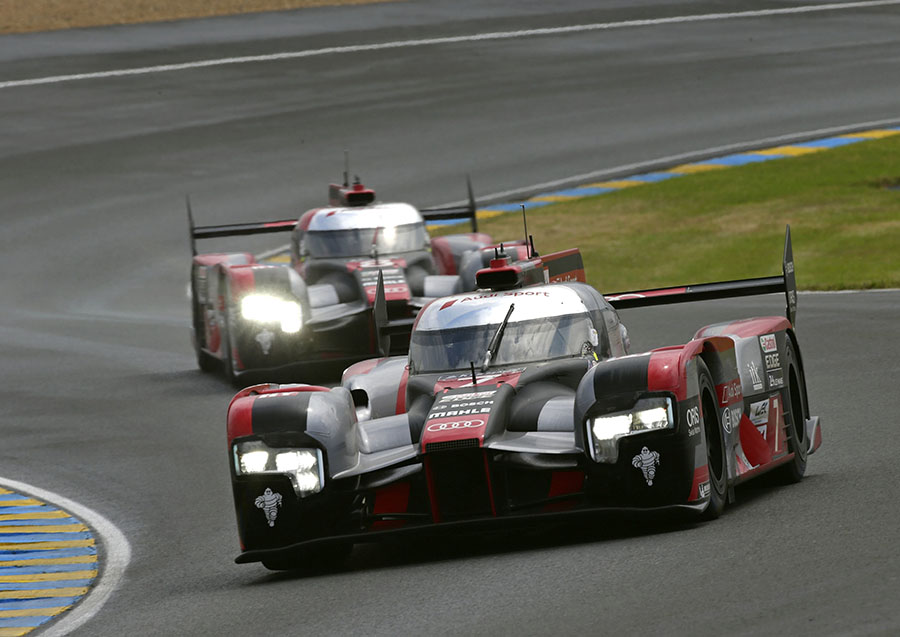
[1,0,393,34]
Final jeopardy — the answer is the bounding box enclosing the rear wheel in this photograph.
[698,359,727,520]
[775,338,808,483]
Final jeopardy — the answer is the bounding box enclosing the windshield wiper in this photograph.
[482,303,515,372]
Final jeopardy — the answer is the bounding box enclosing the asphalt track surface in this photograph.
[1,1,898,634]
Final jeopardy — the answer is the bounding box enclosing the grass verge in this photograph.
[2,0,391,34]
[435,136,900,292]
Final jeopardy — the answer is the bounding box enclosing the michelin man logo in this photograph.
[255,487,283,527]
[632,446,661,486]
[255,329,275,355]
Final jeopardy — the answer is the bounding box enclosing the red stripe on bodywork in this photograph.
[429,236,457,275]
[695,316,792,340]
[226,393,256,445]
[395,365,410,414]
[606,287,687,302]
[342,357,384,382]
[371,481,410,530]
[297,209,318,231]
[647,349,686,400]
[228,265,256,298]
[263,220,297,229]
[688,464,710,501]
[543,470,585,512]
[739,414,772,467]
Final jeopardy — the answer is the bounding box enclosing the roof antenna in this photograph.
[521,204,530,258]
[343,150,349,187]
[529,234,539,258]
[470,361,478,386]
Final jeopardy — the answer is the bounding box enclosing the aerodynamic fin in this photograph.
[420,175,479,233]
[373,270,415,356]
[606,225,798,325]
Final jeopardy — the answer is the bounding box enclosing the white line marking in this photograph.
[2,0,899,89]
[435,118,900,206]
[0,476,131,637]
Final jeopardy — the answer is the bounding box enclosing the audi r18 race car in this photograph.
[226,227,822,569]
[189,178,530,384]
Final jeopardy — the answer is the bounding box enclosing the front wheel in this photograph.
[698,359,727,520]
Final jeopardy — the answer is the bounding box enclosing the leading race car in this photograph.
[225,227,822,569]
[189,178,530,384]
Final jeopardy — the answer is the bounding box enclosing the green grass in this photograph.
[435,135,900,292]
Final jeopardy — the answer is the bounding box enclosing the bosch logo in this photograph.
[426,419,485,432]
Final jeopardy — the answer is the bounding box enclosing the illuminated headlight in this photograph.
[588,397,674,463]
[233,440,323,497]
[240,294,303,334]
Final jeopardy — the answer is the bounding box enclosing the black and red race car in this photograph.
[188,179,531,383]
[225,227,822,569]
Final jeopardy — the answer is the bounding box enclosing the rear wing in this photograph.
[187,196,296,256]
[419,176,479,233]
[605,225,798,325]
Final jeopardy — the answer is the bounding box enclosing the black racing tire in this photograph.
[698,359,727,520]
[262,543,351,572]
[774,337,808,484]
[195,345,218,373]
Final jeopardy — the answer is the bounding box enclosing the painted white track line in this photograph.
[2,0,900,89]
[0,477,131,637]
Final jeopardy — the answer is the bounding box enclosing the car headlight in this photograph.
[240,294,303,334]
[588,396,674,463]
[233,440,323,497]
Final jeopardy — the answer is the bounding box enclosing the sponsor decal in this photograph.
[785,261,794,274]
[719,379,742,404]
[767,368,784,389]
[427,388,501,419]
[685,406,700,437]
[254,487,283,527]
[698,481,711,498]
[435,390,497,403]
[255,328,274,355]
[425,419,486,432]
[632,446,661,486]
[749,399,770,426]
[759,333,777,353]
[764,352,780,371]
[439,291,552,309]
[747,360,764,391]
[722,405,742,435]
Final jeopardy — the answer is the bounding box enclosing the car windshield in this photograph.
[305,222,427,258]
[410,313,594,373]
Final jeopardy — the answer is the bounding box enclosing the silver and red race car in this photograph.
[189,179,530,383]
[225,227,822,570]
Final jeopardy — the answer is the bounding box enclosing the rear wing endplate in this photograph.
[606,225,798,325]
[373,270,415,356]
[419,176,479,233]
[187,195,297,256]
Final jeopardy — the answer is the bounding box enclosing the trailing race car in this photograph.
[225,227,822,569]
[189,178,529,383]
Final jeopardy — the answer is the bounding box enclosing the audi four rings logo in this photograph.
[426,419,486,432]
